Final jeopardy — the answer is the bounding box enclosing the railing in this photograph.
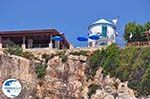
[126,41,150,47]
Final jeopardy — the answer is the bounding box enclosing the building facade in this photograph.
[0,29,70,49]
[88,18,118,47]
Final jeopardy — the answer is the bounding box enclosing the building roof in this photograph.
[0,29,59,35]
[0,29,70,48]
[92,19,114,25]
[88,18,116,30]
[88,18,118,36]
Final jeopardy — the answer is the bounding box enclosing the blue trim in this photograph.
[88,23,116,30]
[88,23,117,36]
[102,25,107,37]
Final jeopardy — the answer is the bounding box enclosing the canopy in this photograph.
[77,37,88,41]
[52,36,63,41]
[89,35,100,40]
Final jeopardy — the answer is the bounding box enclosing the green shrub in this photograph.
[60,55,68,63]
[124,22,150,42]
[21,51,35,60]
[87,44,120,79]
[139,67,150,95]
[102,44,120,76]
[56,51,68,63]
[4,45,23,56]
[35,64,46,78]
[71,50,88,56]
[42,51,67,63]
[86,49,104,80]
[56,50,66,56]
[4,45,35,60]
[88,44,150,96]
[42,53,54,63]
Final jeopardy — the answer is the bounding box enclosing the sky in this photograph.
[0,0,149,47]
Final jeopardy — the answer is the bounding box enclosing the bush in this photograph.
[87,44,120,79]
[102,44,120,76]
[4,45,23,56]
[56,51,68,63]
[42,51,68,63]
[124,22,150,42]
[56,50,66,56]
[86,49,104,80]
[35,64,46,78]
[88,44,150,96]
[70,50,88,56]
[21,51,35,60]
[60,55,68,63]
[4,45,35,60]
[42,53,54,63]
[139,67,150,95]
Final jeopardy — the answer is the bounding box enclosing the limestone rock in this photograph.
[0,50,140,99]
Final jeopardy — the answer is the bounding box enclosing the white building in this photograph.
[88,18,118,47]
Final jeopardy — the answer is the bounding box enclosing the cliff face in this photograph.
[0,54,37,99]
[0,50,137,99]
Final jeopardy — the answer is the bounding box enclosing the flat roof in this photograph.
[0,29,59,35]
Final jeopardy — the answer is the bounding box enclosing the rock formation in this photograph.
[0,50,140,99]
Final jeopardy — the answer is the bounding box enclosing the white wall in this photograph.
[88,24,116,47]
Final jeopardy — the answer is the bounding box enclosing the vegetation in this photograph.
[70,50,88,56]
[87,84,101,99]
[88,44,150,96]
[124,22,150,42]
[21,51,35,60]
[4,45,35,60]
[42,53,54,63]
[87,44,120,80]
[60,54,68,63]
[4,45,23,56]
[56,50,66,56]
[35,64,47,78]
[42,51,68,63]
[55,50,68,63]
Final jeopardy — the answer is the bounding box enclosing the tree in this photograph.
[144,22,150,31]
[124,22,150,42]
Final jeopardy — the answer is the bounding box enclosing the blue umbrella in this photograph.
[89,35,100,40]
[77,37,88,41]
[52,36,63,41]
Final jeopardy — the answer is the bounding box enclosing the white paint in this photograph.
[88,18,118,47]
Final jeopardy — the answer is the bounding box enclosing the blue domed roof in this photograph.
[92,19,114,25]
[88,18,116,30]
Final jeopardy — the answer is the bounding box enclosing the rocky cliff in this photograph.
[0,49,144,99]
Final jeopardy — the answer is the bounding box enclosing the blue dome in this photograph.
[88,19,116,30]
[92,19,114,25]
